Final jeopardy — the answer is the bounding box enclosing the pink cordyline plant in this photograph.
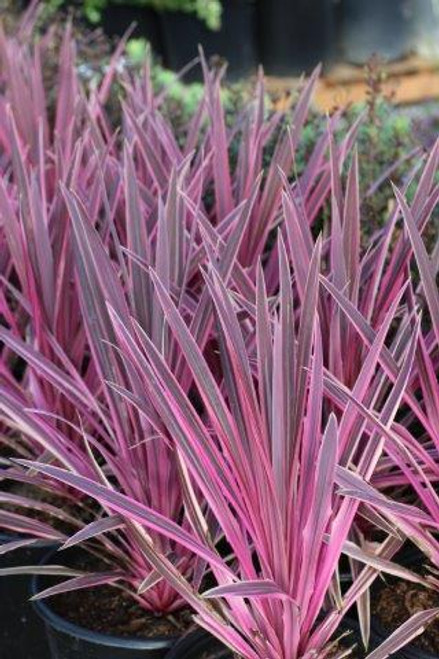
[0,168,232,611]
[0,17,356,478]
[0,20,352,443]
[17,241,439,658]
[308,140,439,511]
[0,52,355,612]
[283,132,439,448]
[0,13,438,655]
[269,131,439,496]
[0,16,132,447]
[275,142,439,642]
[357,182,439,569]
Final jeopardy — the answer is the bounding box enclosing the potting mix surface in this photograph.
[42,550,194,638]
[50,584,193,638]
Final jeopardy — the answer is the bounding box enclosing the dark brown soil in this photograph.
[49,583,193,638]
[40,548,194,639]
[1,476,193,639]
[374,580,439,654]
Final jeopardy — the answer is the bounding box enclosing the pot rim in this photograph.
[30,548,178,650]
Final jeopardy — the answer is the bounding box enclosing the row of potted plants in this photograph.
[29,0,439,78]
[1,3,439,659]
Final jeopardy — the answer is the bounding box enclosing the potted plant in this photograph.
[3,8,439,658]
[0,146,220,655]
[0,28,327,658]
[0,28,352,654]
[20,114,439,657]
[0,184,202,656]
[366,184,439,659]
[22,241,439,658]
[257,0,335,75]
[0,15,197,656]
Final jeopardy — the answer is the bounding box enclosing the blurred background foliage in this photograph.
[38,0,223,29]
[0,0,437,246]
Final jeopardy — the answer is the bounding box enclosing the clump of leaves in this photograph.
[0,27,346,617]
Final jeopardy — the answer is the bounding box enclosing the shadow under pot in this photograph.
[31,548,185,659]
[0,534,57,659]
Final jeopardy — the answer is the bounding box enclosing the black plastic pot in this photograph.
[0,534,55,659]
[340,0,439,64]
[160,0,257,81]
[165,627,232,659]
[31,591,177,659]
[31,548,178,659]
[100,4,164,58]
[257,0,335,76]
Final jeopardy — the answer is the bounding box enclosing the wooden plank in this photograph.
[266,56,439,112]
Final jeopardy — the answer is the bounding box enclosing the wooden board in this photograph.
[265,56,439,112]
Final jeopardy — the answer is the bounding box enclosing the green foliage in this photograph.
[37,0,66,22]
[125,36,149,63]
[352,99,416,237]
[83,0,107,23]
